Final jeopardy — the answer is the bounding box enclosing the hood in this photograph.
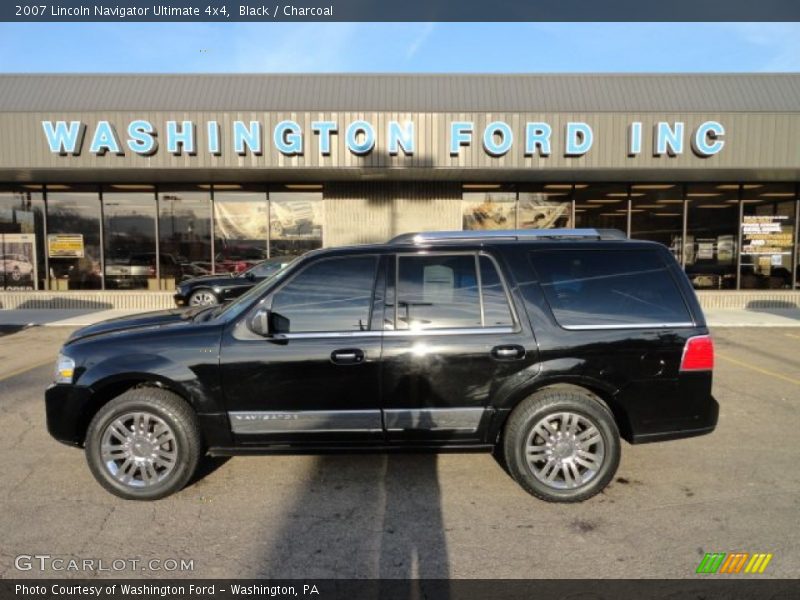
[179,273,243,288]
[65,308,198,344]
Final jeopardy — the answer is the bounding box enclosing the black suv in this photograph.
[46,229,717,502]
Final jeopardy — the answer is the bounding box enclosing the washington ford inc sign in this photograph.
[41,118,726,159]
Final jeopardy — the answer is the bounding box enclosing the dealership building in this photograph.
[0,73,798,308]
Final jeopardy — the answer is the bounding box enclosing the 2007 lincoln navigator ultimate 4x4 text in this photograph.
[46,229,718,501]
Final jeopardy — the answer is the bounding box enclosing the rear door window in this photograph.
[529,249,692,328]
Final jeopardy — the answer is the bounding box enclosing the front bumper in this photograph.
[45,384,94,447]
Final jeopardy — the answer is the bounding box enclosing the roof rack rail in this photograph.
[388,229,627,244]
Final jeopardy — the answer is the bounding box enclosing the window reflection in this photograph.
[462,190,516,230]
[740,184,796,289]
[103,187,157,290]
[0,187,45,290]
[269,191,323,257]
[213,186,269,274]
[518,184,572,228]
[685,184,739,290]
[630,184,683,262]
[270,256,376,333]
[46,188,102,290]
[573,184,628,231]
[158,188,212,289]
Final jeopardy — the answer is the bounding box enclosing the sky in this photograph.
[1,22,799,72]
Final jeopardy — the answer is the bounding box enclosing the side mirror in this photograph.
[248,308,290,337]
[244,271,255,281]
[249,308,271,337]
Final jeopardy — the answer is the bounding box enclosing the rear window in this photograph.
[529,249,692,328]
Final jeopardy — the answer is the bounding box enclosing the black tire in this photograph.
[85,387,202,501]
[502,387,620,503]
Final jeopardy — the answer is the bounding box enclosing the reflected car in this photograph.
[173,256,291,307]
[0,253,34,282]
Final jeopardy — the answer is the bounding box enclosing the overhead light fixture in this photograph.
[632,204,665,209]
[574,204,600,209]
[697,204,733,209]
[21,184,43,190]
[653,212,682,217]
[110,184,154,191]
[210,184,244,191]
[606,192,645,197]
[631,184,675,190]
[462,184,502,190]
[285,184,323,190]
[44,185,72,191]
[717,184,763,190]
[760,192,795,197]
[686,192,721,197]
[587,199,623,204]
[656,199,685,204]
[599,213,626,217]
[544,184,573,190]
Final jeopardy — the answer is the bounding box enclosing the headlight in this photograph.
[54,353,75,384]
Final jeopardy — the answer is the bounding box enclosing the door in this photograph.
[380,251,535,443]
[220,254,383,444]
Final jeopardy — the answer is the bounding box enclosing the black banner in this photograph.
[3,580,800,600]
[2,0,800,22]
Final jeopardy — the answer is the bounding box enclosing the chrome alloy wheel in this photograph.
[100,412,178,488]
[188,290,217,306]
[525,411,605,490]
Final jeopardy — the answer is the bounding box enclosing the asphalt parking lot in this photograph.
[0,326,798,579]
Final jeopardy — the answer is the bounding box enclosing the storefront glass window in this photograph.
[462,190,516,230]
[46,186,102,290]
[158,187,212,289]
[103,187,157,290]
[518,184,572,228]
[213,186,269,273]
[573,184,628,231]
[740,184,796,290]
[685,184,739,290]
[0,186,45,290]
[630,183,684,262]
[269,191,323,258]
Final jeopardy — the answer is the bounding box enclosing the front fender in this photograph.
[77,353,222,415]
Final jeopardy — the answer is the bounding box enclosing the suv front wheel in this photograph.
[85,388,202,500]
[503,387,620,502]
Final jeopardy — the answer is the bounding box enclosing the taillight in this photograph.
[680,335,714,371]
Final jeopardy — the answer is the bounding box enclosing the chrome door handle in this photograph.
[491,345,525,360]
[331,349,365,365]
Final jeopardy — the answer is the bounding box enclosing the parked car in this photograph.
[1,253,34,282]
[173,256,291,307]
[46,229,717,501]
[105,252,191,289]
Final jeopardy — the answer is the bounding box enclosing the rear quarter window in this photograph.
[529,248,692,328]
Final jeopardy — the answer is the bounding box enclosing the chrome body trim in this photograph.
[560,322,695,330]
[229,410,382,434]
[384,408,485,432]
[271,326,515,340]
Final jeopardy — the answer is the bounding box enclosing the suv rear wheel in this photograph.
[85,388,202,500]
[502,387,620,502]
